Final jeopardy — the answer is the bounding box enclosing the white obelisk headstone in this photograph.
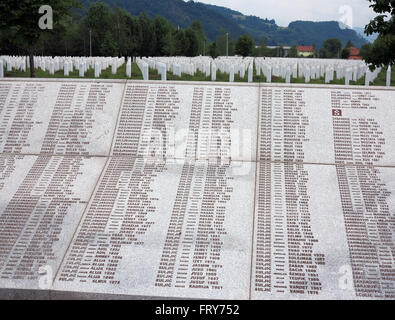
[111,61,117,75]
[211,64,217,81]
[64,61,69,76]
[126,59,131,78]
[142,63,149,81]
[365,69,371,86]
[79,61,84,77]
[305,67,310,83]
[266,66,271,83]
[248,64,253,83]
[49,61,54,75]
[229,66,234,82]
[94,61,100,78]
[386,65,391,87]
[285,66,291,83]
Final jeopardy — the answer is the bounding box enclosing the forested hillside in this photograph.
[81,0,367,47]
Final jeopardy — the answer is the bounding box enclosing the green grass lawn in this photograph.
[3,62,394,87]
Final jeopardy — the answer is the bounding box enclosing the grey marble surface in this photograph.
[0,79,394,300]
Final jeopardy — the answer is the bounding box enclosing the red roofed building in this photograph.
[297,46,314,57]
[349,47,362,60]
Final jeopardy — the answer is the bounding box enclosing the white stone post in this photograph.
[305,67,310,83]
[79,61,84,77]
[229,66,234,82]
[126,59,132,78]
[142,63,149,80]
[325,67,330,84]
[285,66,291,83]
[111,61,117,75]
[386,65,391,87]
[266,66,272,83]
[205,62,210,77]
[365,69,371,86]
[49,61,54,75]
[94,62,100,78]
[248,64,253,83]
[64,62,69,76]
[211,64,217,81]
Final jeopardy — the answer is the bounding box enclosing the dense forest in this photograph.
[0,2,207,57]
[0,0,367,59]
[0,1,276,58]
[78,0,367,47]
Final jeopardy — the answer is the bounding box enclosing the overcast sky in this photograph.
[194,0,377,28]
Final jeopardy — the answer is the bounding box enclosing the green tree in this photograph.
[360,43,373,60]
[341,47,350,59]
[128,16,143,57]
[288,45,298,58]
[112,7,137,57]
[100,31,118,56]
[189,20,206,55]
[208,42,218,58]
[174,29,189,56]
[0,0,80,77]
[138,13,156,56]
[163,31,176,56]
[235,34,254,57]
[185,28,199,57]
[364,0,395,68]
[84,1,111,56]
[320,38,342,58]
[365,0,395,36]
[154,16,173,56]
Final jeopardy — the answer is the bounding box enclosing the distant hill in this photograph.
[353,27,378,43]
[80,0,245,41]
[80,0,367,48]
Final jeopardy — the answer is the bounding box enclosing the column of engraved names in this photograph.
[0,84,17,190]
[283,89,324,295]
[58,85,181,285]
[0,82,12,141]
[255,88,324,296]
[254,88,272,292]
[331,90,394,298]
[155,87,203,288]
[155,87,234,290]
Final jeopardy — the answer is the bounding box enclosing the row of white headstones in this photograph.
[0,55,391,86]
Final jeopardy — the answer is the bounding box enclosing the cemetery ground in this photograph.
[4,61,394,86]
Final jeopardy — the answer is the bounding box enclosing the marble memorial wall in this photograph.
[0,79,393,299]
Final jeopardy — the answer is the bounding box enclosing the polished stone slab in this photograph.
[0,80,124,156]
[259,85,395,166]
[111,82,259,162]
[53,159,256,299]
[251,162,395,300]
[0,79,394,300]
[0,155,107,292]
